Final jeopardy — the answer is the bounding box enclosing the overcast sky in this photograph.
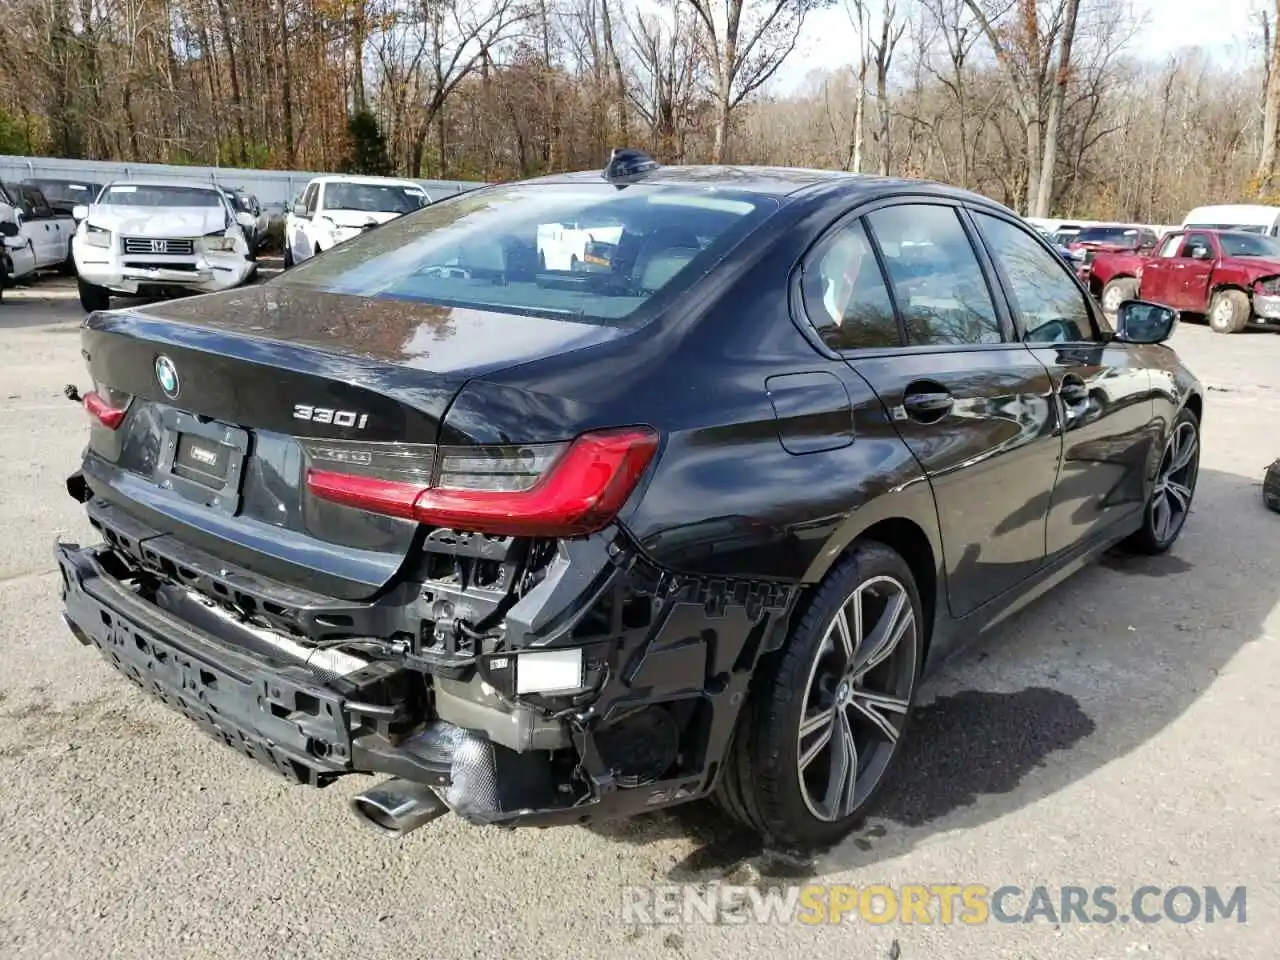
[772,0,1261,92]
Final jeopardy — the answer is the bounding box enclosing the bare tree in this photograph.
[630,6,707,161]
[962,0,1085,216]
[680,0,830,161]
[1258,1,1280,193]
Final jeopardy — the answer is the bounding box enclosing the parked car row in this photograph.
[1076,203,1280,334]
[1,172,435,310]
[0,180,79,295]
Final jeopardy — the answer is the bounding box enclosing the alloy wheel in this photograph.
[1212,298,1233,327]
[796,575,918,822]
[1103,286,1123,312]
[1150,419,1198,544]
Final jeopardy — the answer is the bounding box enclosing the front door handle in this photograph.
[902,389,954,421]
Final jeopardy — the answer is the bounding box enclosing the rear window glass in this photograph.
[277,183,777,323]
[100,185,225,208]
[1072,226,1140,245]
[26,180,102,204]
[323,182,428,214]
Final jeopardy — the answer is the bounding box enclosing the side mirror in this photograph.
[0,220,18,238]
[1115,300,1178,344]
[292,201,307,217]
[72,204,89,222]
[236,210,255,229]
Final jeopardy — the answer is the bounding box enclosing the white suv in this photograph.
[284,175,430,267]
[71,179,256,311]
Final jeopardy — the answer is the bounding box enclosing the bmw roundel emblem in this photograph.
[154,355,180,398]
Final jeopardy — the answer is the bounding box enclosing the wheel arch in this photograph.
[799,512,943,670]
[1210,281,1250,299]
[1183,390,1203,423]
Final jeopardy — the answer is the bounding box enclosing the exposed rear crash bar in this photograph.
[54,540,453,788]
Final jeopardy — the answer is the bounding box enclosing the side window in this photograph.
[25,189,52,219]
[1158,234,1183,258]
[800,219,901,351]
[302,183,319,216]
[1181,233,1212,259]
[973,212,1096,344]
[864,204,1002,346]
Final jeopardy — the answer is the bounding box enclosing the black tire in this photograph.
[59,240,76,276]
[1124,406,1200,554]
[77,277,111,312]
[1263,460,1280,514]
[1101,277,1138,314]
[715,540,923,847]
[1208,289,1250,334]
[282,245,294,269]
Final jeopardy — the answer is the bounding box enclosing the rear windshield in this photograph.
[324,182,428,214]
[1073,226,1140,245]
[278,182,778,323]
[99,185,225,208]
[1218,233,1280,257]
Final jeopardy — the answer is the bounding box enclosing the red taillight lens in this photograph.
[304,427,659,538]
[83,388,131,429]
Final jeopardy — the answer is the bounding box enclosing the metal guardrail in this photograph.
[0,154,486,211]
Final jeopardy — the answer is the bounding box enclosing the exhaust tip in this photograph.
[350,778,450,837]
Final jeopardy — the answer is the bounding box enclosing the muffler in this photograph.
[350,778,450,836]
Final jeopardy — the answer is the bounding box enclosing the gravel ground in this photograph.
[1,274,1278,959]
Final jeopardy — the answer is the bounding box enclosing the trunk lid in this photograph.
[79,285,628,600]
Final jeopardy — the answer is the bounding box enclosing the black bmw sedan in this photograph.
[55,151,1202,847]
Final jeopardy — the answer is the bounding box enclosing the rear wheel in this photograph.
[77,277,111,312]
[1124,407,1200,554]
[716,541,923,847]
[1208,289,1250,334]
[59,240,76,276]
[1101,277,1138,314]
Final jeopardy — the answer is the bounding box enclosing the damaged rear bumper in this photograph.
[55,521,798,828]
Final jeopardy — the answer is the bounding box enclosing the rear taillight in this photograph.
[304,427,659,537]
[83,385,132,429]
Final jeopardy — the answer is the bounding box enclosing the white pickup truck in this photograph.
[536,221,625,271]
[283,175,431,267]
[0,181,77,276]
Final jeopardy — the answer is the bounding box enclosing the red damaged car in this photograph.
[1068,224,1159,266]
[1086,228,1280,334]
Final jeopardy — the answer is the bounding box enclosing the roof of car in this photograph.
[311,175,425,187]
[102,177,224,191]
[519,164,993,205]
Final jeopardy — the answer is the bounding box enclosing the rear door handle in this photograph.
[902,389,954,420]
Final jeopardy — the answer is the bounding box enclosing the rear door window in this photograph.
[800,219,901,350]
[864,203,1003,346]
